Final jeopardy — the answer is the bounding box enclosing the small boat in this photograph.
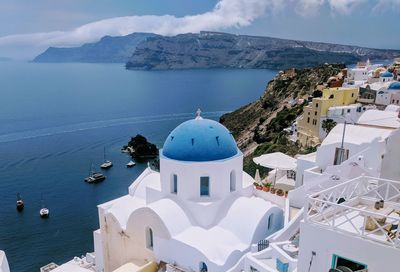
[85,163,106,183]
[40,208,49,218]
[126,161,136,168]
[100,147,113,169]
[40,194,49,218]
[16,193,24,211]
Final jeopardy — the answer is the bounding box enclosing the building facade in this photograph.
[297,87,358,146]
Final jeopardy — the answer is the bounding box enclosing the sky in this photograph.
[0,0,399,59]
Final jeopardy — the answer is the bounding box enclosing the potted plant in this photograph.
[285,191,289,198]
[263,182,272,192]
[276,189,284,197]
[254,182,262,190]
[270,187,276,194]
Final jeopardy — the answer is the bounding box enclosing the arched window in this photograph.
[171,174,178,194]
[230,171,236,192]
[200,176,210,196]
[268,214,274,230]
[199,262,208,272]
[146,227,153,250]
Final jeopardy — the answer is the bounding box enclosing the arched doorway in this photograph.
[199,262,208,272]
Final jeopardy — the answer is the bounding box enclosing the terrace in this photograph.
[306,176,400,248]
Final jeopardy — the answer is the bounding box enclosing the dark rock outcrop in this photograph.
[125,134,158,159]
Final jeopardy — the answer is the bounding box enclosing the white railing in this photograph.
[305,176,400,248]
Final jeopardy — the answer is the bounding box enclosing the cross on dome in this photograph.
[195,108,203,120]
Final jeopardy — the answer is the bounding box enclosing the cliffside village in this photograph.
[2,59,400,272]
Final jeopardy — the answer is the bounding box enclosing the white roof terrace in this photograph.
[305,176,400,248]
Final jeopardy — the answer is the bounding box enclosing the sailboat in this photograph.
[85,163,106,183]
[39,194,49,218]
[16,193,24,211]
[100,147,113,169]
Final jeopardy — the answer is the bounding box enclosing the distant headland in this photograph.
[33,31,400,70]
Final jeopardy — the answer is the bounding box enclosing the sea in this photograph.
[0,61,276,272]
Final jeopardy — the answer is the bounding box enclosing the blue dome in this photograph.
[388,82,400,90]
[162,118,239,162]
[381,71,393,78]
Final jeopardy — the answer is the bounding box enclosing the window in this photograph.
[200,176,210,196]
[268,214,274,230]
[287,170,296,180]
[329,94,334,99]
[331,255,367,271]
[314,111,317,116]
[312,119,317,125]
[230,171,236,192]
[315,103,319,108]
[146,227,153,249]
[351,93,354,97]
[171,174,178,194]
[347,109,351,113]
[307,117,310,123]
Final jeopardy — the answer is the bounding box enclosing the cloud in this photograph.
[373,0,400,12]
[0,0,396,59]
[295,0,365,16]
[0,0,274,58]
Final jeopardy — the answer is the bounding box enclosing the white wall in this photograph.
[380,130,400,181]
[375,90,391,105]
[0,251,10,272]
[295,154,317,187]
[93,229,104,272]
[297,222,400,272]
[159,152,243,227]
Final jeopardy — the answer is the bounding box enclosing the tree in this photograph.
[322,119,337,134]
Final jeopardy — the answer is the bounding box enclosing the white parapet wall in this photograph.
[0,251,10,272]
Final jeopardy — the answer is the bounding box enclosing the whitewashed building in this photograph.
[91,114,284,272]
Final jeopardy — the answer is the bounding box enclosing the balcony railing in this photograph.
[305,176,400,248]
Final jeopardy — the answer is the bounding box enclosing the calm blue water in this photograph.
[0,61,276,272]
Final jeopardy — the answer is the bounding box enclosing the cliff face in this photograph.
[33,31,400,68]
[33,33,156,63]
[127,31,400,70]
[220,64,345,175]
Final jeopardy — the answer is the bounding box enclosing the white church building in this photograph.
[94,114,284,272]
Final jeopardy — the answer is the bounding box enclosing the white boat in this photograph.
[126,161,136,168]
[39,195,49,218]
[100,160,113,169]
[85,163,106,183]
[39,208,49,218]
[100,147,113,169]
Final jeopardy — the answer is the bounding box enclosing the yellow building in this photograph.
[297,87,358,146]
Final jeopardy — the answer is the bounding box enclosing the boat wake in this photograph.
[0,111,228,143]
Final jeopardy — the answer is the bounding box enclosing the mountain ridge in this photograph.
[33,31,400,70]
[34,33,156,63]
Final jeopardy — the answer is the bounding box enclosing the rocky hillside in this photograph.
[34,33,156,63]
[127,31,400,70]
[220,64,345,175]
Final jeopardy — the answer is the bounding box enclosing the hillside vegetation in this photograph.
[220,64,344,176]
